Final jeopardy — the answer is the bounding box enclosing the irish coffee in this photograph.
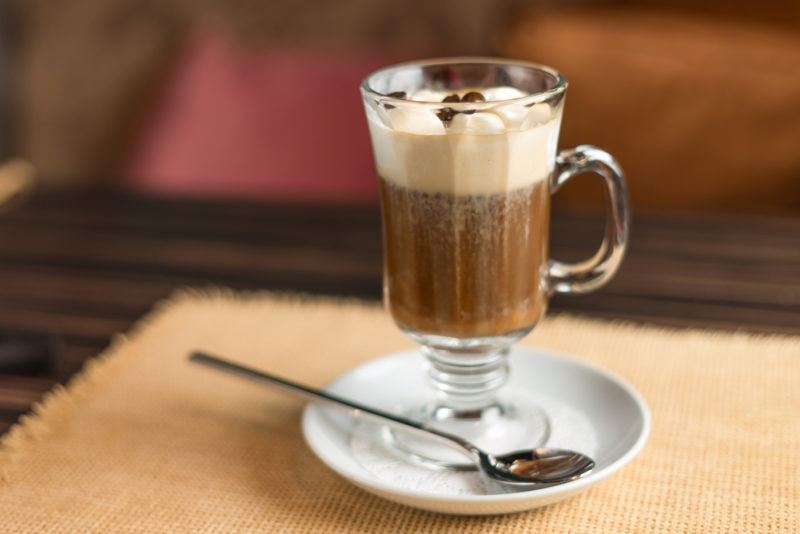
[365,85,562,340]
[360,59,629,468]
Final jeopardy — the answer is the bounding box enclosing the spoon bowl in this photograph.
[481,448,595,485]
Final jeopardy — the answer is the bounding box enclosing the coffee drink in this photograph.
[366,87,562,339]
[379,179,549,338]
[360,60,629,467]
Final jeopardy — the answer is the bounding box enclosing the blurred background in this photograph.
[1,0,799,213]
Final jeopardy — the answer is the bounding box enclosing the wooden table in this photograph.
[1,192,798,435]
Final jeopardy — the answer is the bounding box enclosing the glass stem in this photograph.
[422,345,509,412]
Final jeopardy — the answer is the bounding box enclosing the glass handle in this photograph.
[548,145,630,295]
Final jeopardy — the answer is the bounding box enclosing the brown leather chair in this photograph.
[504,6,800,213]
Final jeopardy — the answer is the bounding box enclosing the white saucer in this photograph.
[302,347,650,515]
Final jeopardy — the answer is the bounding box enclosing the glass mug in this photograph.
[361,58,629,466]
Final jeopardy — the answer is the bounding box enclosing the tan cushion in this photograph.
[504,8,800,214]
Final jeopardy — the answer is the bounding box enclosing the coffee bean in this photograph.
[387,91,406,99]
[462,91,486,102]
[436,107,456,122]
[442,94,461,103]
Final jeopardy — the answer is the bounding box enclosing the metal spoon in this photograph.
[189,351,595,487]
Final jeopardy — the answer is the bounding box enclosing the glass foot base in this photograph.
[383,394,550,470]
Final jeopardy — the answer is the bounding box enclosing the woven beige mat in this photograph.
[0,290,798,532]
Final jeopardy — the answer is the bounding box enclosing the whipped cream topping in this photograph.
[366,87,562,195]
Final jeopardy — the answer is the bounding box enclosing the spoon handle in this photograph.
[189,351,473,455]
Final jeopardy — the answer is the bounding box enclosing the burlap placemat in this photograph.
[0,290,797,532]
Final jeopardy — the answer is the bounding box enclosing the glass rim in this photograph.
[360,57,568,108]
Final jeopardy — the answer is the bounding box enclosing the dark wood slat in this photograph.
[550,293,800,333]
[0,308,131,343]
[0,376,57,408]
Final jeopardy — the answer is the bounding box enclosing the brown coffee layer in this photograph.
[380,178,549,339]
